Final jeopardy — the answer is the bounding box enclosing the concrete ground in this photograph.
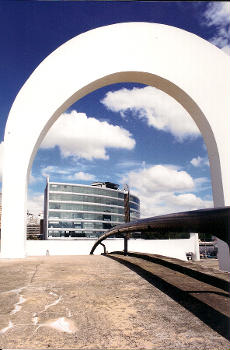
[194,258,220,270]
[0,255,229,350]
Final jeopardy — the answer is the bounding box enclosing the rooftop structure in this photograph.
[91,182,119,190]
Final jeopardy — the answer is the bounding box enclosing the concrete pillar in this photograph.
[216,238,230,272]
[190,233,200,262]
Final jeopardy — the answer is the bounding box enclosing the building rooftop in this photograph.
[91,181,120,190]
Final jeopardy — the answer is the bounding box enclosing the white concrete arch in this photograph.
[1,22,230,259]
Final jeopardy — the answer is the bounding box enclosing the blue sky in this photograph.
[0,1,229,217]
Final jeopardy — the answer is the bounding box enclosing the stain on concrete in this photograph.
[0,320,13,334]
[40,317,77,333]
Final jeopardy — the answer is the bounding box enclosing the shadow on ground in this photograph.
[105,253,230,341]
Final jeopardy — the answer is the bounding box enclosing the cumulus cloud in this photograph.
[0,141,3,181]
[126,165,195,194]
[41,110,135,160]
[27,193,44,216]
[41,165,72,178]
[204,2,230,27]
[67,171,96,181]
[29,173,39,184]
[203,2,230,55]
[101,86,200,141]
[116,160,144,169]
[122,164,213,217]
[190,156,209,168]
[41,165,95,183]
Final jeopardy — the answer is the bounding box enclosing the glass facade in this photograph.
[44,181,140,239]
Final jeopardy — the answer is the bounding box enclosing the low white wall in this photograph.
[26,234,198,261]
[26,239,98,256]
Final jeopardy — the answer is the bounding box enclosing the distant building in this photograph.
[27,211,44,239]
[44,179,140,239]
[1,193,44,239]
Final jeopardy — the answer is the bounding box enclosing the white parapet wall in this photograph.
[26,233,199,261]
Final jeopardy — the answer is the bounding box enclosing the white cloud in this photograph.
[101,86,200,141]
[29,173,38,184]
[41,165,73,178]
[203,2,230,55]
[40,165,96,183]
[204,2,230,27]
[190,156,209,168]
[162,193,212,212]
[41,110,135,160]
[0,141,4,181]
[193,177,211,194]
[116,160,144,169]
[126,165,194,194]
[122,164,213,217]
[67,171,95,181]
[27,193,44,216]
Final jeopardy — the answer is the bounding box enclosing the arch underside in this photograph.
[26,70,224,206]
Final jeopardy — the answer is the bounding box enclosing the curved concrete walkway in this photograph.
[0,255,229,349]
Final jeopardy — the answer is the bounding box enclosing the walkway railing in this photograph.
[90,207,230,255]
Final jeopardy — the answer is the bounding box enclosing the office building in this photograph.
[44,179,140,239]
